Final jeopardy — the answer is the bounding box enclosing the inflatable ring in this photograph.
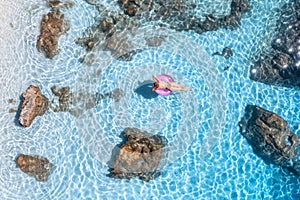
[154,74,174,96]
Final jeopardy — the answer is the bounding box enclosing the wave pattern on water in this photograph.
[75,26,226,171]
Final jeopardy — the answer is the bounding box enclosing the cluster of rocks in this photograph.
[108,127,166,181]
[76,0,250,62]
[239,0,300,176]
[250,0,300,88]
[239,105,300,175]
[18,0,252,183]
[16,84,125,181]
[239,0,300,175]
[16,154,54,181]
[37,1,72,59]
[75,4,141,61]
[118,0,250,33]
[19,85,50,127]
[17,0,300,183]
[17,84,124,126]
[16,0,75,182]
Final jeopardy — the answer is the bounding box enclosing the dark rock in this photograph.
[212,46,233,59]
[37,11,70,59]
[108,127,165,181]
[19,85,49,127]
[250,0,300,88]
[223,66,230,71]
[239,105,300,175]
[16,154,54,181]
[186,0,250,33]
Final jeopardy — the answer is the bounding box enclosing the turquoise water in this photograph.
[0,0,300,199]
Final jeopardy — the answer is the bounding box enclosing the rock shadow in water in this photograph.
[13,95,24,127]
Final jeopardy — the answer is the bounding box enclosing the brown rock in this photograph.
[19,85,49,127]
[37,11,69,59]
[108,127,165,181]
[16,154,54,181]
[126,4,138,16]
[100,17,115,33]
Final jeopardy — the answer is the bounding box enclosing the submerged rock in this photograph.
[51,86,124,114]
[37,11,70,59]
[212,46,233,59]
[239,105,300,175]
[106,31,132,57]
[74,37,95,51]
[19,85,49,127]
[16,154,54,181]
[250,0,300,88]
[75,6,140,61]
[48,0,74,9]
[145,35,167,47]
[51,85,71,112]
[108,127,165,181]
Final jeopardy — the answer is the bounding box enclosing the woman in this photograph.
[152,75,193,92]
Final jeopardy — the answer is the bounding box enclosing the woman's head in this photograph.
[152,81,159,91]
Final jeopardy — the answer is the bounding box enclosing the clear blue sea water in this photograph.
[0,0,300,199]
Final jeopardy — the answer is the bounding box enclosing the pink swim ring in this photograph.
[153,74,174,96]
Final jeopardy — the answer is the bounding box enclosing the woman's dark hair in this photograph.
[152,82,159,91]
